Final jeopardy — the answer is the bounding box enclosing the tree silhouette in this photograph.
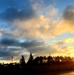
[43,56,47,63]
[20,55,25,67]
[47,56,53,65]
[34,56,44,65]
[27,53,34,65]
[39,56,43,64]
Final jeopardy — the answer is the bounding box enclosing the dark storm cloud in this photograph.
[0,37,45,60]
[63,5,74,22]
[0,0,35,21]
[0,47,22,60]
[0,50,13,57]
[0,6,35,21]
[0,36,44,47]
[0,36,19,46]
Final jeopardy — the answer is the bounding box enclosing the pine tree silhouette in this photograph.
[27,53,34,65]
[20,55,25,67]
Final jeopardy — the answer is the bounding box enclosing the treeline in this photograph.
[0,53,73,74]
[19,53,74,66]
[0,53,74,67]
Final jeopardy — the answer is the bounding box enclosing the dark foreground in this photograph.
[1,53,73,75]
[0,64,74,75]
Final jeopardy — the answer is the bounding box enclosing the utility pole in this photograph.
[11,56,13,63]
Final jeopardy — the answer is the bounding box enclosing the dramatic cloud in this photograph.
[0,36,19,46]
[63,5,74,23]
[27,44,58,57]
[0,0,35,21]
[0,7,35,21]
[54,5,74,34]
[0,36,46,60]
[49,42,71,56]
[0,0,73,62]
[0,36,44,47]
[19,39,44,48]
[0,46,24,60]
[12,5,57,39]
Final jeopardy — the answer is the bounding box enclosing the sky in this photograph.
[0,0,74,63]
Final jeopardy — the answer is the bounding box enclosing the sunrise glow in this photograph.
[0,0,73,63]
